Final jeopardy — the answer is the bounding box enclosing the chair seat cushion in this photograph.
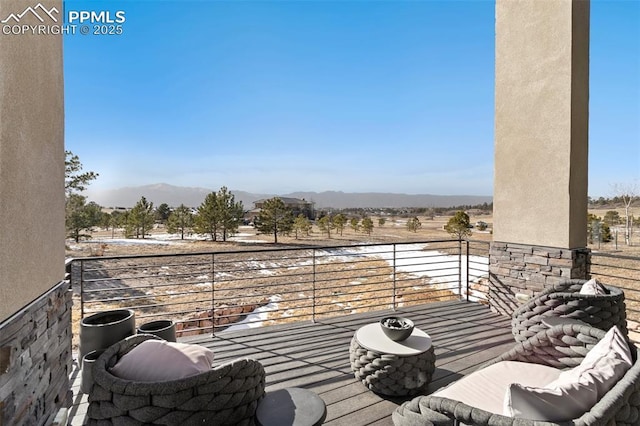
[433,361,563,414]
[109,340,215,382]
[504,326,632,421]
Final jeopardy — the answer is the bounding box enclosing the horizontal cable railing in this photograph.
[69,240,490,341]
[590,252,640,324]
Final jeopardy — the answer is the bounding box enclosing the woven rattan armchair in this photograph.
[86,334,266,426]
[511,279,627,342]
[392,324,640,426]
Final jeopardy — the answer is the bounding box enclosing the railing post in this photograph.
[458,239,463,301]
[465,241,470,302]
[392,243,397,310]
[79,259,85,318]
[211,253,215,337]
[312,249,316,323]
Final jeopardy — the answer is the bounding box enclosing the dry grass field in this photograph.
[66,213,495,258]
[67,209,640,347]
[66,209,640,258]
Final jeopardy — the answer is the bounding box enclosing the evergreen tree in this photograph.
[317,215,335,238]
[587,213,614,244]
[254,197,294,243]
[601,222,613,243]
[378,217,386,227]
[65,195,102,242]
[65,150,98,196]
[155,203,171,224]
[126,196,155,239]
[110,210,126,230]
[293,214,312,239]
[194,192,220,241]
[406,216,422,233]
[444,211,471,239]
[216,186,244,242]
[98,211,111,230]
[361,217,374,235]
[64,151,101,241]
[603,211,621,226]
[350,217,360,233]
[167,204,194,239]
[333,214,347,236]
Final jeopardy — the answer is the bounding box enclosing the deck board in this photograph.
[68,300,515,426]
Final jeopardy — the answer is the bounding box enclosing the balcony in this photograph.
[64,240,640,425]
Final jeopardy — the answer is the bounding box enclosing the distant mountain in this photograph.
[285,191,493,209]
[85,184,271,209]
[85,183,492,209]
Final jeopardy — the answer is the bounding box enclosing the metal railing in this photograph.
[69,240,491,337]
[591,252,640,324]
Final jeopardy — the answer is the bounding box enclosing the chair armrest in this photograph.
[490,324,603,369]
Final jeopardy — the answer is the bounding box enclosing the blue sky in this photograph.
[63,0,639,198]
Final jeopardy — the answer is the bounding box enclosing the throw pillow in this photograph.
[109,339,215,382]
[504,326,632,421]
[579,278,608,295]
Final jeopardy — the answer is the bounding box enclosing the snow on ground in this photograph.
[218,244,489,331]
[224,295,282,331]
[319,243,489,302]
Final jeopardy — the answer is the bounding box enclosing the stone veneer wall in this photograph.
[0,281,72,425]
[489,242,591,316]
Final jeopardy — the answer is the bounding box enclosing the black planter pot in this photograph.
[138,319,176,342]
[79,309,135,367]
[81,349,104,394]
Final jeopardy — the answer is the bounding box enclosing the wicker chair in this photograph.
[86,334,266,426]
[392,324,640,426]
[511,279,627,342]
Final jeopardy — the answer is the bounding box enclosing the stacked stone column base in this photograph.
[489,242,591,316]
[0,281,72,425]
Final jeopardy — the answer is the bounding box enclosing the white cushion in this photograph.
[579,278,608,295]
[109,340,215,382]
[433,361,563,414]
[504,326,632,421]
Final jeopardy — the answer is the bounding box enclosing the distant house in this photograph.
[248,197,316,222]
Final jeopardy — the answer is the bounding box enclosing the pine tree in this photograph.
[361,217,374,235]
[65,195,102,242]
[167,204,193,239]
[194,192,220,241]
[64,151,101,241]
[126,196,155,239]
[333,214,347,236]
[293,214,312,239]
[406,216,422,232]
[155,203,171,224]
[254,197,294,243]
[65,150,98,196]
[216,186,244,242]
[444,211,471,239]
[317,215,335,238]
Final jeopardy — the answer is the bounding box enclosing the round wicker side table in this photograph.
[349,323,435,396]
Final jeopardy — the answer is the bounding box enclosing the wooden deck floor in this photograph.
[68,300,515,425]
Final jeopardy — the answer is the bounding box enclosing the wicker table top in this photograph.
[355,323,432,356]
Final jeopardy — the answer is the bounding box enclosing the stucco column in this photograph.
[490,0,590,315]
[0,1,69,423]
[0,0,65,321]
